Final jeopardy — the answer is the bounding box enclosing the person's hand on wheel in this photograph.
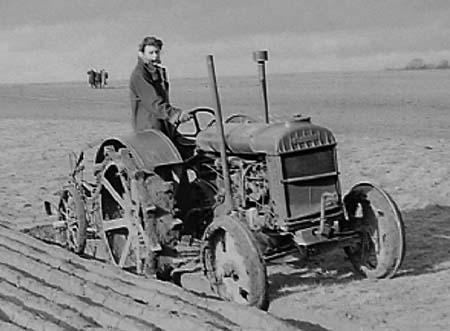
[178,109,192,124]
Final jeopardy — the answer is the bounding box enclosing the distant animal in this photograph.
[94,71,101,88]
[87,69,96,88]
[100,69,109,88]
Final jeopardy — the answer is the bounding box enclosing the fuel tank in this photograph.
[196,117,336,156]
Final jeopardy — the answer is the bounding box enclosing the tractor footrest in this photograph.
[170,258,202,286]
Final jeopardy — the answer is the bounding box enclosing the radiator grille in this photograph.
[282,148,339,218]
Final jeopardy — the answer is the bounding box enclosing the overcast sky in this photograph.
[1,0,449,83]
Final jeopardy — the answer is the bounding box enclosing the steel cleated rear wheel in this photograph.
[98,147,169,276]
[57,185,88,254]
[344,182,405,279]
[202,215,269,310]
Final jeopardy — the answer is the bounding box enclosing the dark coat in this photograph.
[129,58,181,136]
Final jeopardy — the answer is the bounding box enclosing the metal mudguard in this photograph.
[94,129,182,172]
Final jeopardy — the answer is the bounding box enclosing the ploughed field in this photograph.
[1,70,450,330]
[0,223,295,331]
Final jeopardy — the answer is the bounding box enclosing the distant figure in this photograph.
[87,69,96,88]
[100,69,108,88]
[94,71,101,88]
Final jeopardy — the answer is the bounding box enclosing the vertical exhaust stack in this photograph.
[253,50,270,124]
[206,55,234,212]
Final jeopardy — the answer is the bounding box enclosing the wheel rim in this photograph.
[213,230,252,305]
[360,185,395,274]
[59,190,82,251]
[345,182,405,278]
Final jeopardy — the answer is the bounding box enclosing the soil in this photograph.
[1,71,450,330]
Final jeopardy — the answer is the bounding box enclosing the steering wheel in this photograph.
[176,109,257,138]
[176,107,216,138]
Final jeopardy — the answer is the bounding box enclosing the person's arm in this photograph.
[134,73,182,124]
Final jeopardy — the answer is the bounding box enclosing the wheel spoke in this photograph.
[118,236,132,268]
[102,218,129,232]
[101,177,126,209]
[118,170,133,205]
[60,199,70,220]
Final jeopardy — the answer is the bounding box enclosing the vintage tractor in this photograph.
[51,52,405,310]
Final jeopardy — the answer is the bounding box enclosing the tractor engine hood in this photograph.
[196,118,336,156]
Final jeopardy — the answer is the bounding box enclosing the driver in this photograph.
[130,36,192,148]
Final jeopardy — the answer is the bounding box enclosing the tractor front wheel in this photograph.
[343,182,405,279]
[202,215,269,310]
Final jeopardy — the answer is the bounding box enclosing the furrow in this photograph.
[0,224,296,331]
[0,296,67,331]
[0,263,157,331]
[0,278,98,330]
[0,320,28,331]
[0,244,209,331]
[0,231,239,330]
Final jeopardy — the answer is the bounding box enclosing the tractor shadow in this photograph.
[267,249,358,301]
[398,204,450,275]
[268,204,450,300]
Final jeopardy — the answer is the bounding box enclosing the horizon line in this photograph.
[0,67,392,86]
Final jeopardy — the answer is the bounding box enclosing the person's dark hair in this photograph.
[139,36,163,52]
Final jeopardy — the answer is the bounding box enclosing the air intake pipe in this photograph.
[253,50,269,124]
